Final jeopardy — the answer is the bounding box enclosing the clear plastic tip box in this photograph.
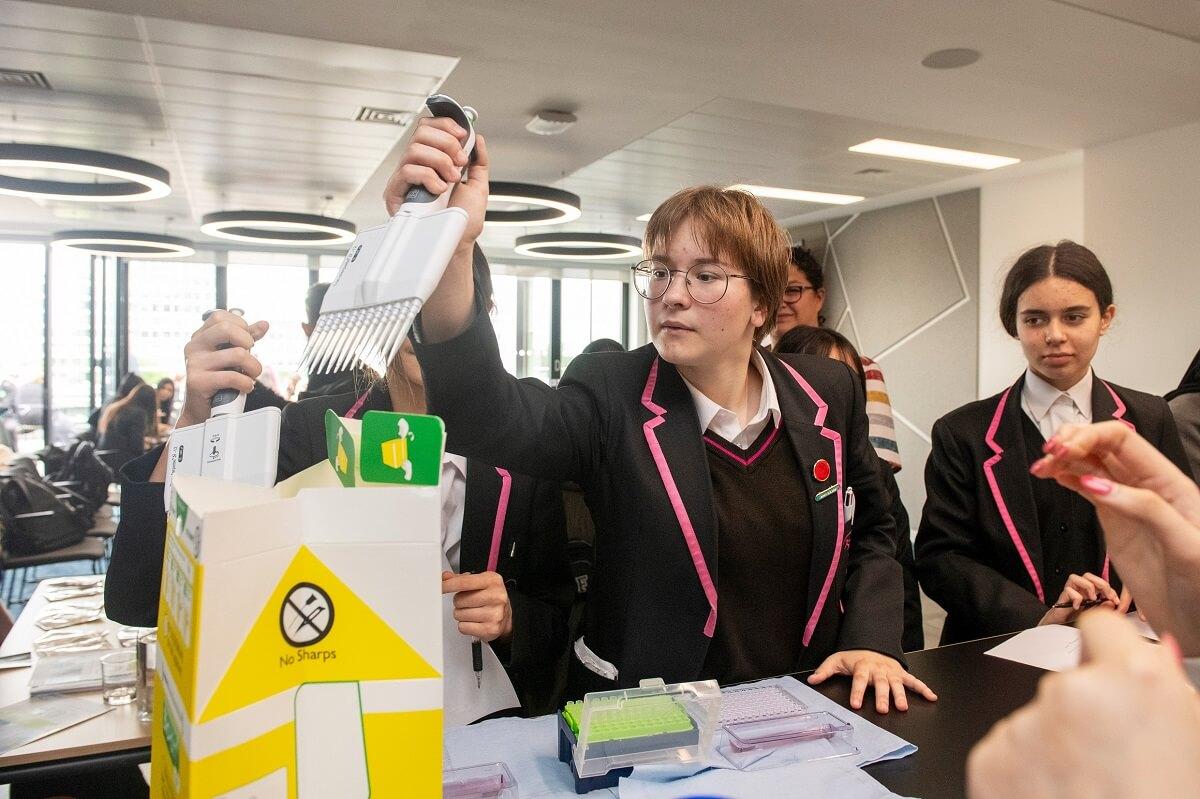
[442,763,517,799]
[557,678,721,794]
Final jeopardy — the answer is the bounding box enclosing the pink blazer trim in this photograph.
[702,424,781,467]
[776,360,845,647]
[1102,380,1133,430]
[641,359,718,637]
[984,387,1046,603]
[487,468,512,572]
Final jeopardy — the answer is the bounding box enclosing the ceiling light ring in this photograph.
[201,211,357,246]
[514,232,642,261]
[51,230,196,259]
[0,143,171,202]
[485,182,582,226]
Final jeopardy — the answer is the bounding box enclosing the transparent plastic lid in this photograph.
[566,678,721,779]
[442,762,517,799]
[720,709,858,770]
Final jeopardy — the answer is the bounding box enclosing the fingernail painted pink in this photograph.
[1080,474,1114,496]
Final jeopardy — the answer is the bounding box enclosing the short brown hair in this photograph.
[999,240,1113,337]
[643,186,791,343]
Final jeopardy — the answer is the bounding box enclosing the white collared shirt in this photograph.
[441,452,468,572]
[680,351,782,449]
[1020,368,1094,440]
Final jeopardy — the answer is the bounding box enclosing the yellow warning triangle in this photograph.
[201,546,439,723]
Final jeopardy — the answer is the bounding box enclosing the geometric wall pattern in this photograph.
[790,189,980,533]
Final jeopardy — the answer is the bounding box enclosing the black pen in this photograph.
[472,640,483,688]
[1051,597,1109,610]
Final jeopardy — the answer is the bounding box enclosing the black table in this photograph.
[802,633,1044,798]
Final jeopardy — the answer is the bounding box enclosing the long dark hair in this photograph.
[999,240,1113,337]
[115,372,144,401]
[118,384,159,437]
[772,325,866,390]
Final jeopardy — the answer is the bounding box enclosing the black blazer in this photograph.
[105,385,573,713]
[915,373,1193,644]
[415,305,904,698]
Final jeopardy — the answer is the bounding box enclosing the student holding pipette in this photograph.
[104,253,575,720]
[396,117,936,713]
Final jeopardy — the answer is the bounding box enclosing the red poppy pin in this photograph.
[813,458,831,482]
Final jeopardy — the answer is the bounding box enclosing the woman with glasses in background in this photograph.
[773,245,902,473]
[400,117,936,712]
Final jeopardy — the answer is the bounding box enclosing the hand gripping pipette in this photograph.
[299,95,478,376]
[163,309,281,511]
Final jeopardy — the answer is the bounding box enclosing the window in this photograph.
[492,274,519,376]
[0,243,46,451]
[49,248,96,441]
[560,275,626,370]
[226,255,310,401]
[488,272,553,381]
[318,253,344,286]
[128,260,216,409]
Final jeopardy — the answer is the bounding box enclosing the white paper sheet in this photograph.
[619,758,901,799]
[985,625,1082,672]
[441,553,519,728]
[1127,612,1161,641]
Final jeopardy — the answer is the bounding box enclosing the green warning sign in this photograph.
[359,412,444,486]
[324,410,356,487]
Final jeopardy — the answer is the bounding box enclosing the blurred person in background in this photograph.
[99,384,157,470]
[772,244,902,472]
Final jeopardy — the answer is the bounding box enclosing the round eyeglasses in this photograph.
[782,284,819,302]
[631,260,757,304]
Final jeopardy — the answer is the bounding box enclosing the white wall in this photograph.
[1084,120,1200,394]
[978,156,1085,398]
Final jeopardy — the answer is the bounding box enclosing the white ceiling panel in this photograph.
[478,95,1062,254]
[2,0,1199,262]
[0,0,457,240]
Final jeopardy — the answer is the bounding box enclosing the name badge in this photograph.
[814,483,839,502]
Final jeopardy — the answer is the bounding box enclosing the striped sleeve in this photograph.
[859,355,901,471]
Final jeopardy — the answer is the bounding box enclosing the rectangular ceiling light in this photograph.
[727,184,864,205]
[849,138,1020,170]
[635,213,652,222]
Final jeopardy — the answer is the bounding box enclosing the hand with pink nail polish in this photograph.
[1030,420,1200,655]
[968,612,1200,799]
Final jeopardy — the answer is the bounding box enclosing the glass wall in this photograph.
[226,253,310,401]
[0,242,46,451]
[0,239,640,452]
[560,275,625,370]
[128,258,216,427]
[49,248,96,442]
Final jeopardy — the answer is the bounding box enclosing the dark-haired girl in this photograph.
[915,240,1192,644]
[99,383,158,470]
